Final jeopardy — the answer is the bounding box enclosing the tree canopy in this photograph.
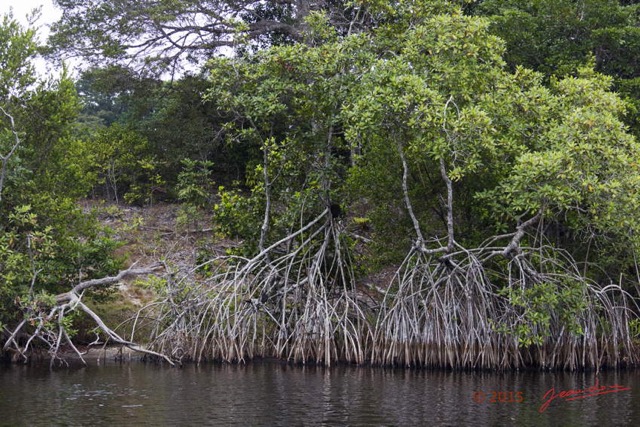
[48,0,359,73]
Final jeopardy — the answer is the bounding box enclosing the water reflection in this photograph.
[0,361,638,426]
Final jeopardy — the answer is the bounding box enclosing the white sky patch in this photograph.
[1,1,213,78]
[1,0,69,77]
[1,0,60,38]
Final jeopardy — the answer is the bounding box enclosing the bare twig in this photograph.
[0,107,22,204]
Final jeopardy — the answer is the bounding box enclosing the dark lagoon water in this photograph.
[1,358,639,426]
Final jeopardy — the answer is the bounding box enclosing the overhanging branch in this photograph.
[4,263,174,365]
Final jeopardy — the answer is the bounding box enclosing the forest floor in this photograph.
[85,200,224,273]
[85,199,395,303]
[77,201,232,340]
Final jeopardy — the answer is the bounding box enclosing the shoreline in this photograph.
[3,347,638,372]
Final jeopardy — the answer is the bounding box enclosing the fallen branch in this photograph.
[4,263,174,366]
[57,263,165,302]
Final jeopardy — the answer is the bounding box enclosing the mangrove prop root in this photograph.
[373,238,638,370]
[140,210,374,365]
[6,216,635,370]
[140,217,637,369]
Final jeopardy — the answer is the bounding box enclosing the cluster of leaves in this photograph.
[73,66,257,200]
[207,13,362,250]
[47,0,369,72]
[497,279,588,347]
[207,4,639,280]
[474,0,640,134]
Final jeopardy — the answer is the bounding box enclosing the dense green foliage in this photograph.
[47,0,357,73]
[475,0,640,132]
[0,15,120,331]
[198,5,640,355]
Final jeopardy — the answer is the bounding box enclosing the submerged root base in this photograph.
[373,245,638,371]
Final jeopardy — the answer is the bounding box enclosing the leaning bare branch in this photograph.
[61,263,165,300]
[0,106,22,204]
[72,296,174,365]
[4,263,173,365]
[498,213,541,258]
[396,141,425,246]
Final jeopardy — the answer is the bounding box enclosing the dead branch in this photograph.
[4,263,174,365]
[0,106,22,204]
[57,263,165,302]
[498,213,541,259]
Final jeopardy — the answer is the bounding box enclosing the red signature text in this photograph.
[472,391,524,404]
[538,378,631,413]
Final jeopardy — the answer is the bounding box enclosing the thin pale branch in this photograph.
[0,106,22,204]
